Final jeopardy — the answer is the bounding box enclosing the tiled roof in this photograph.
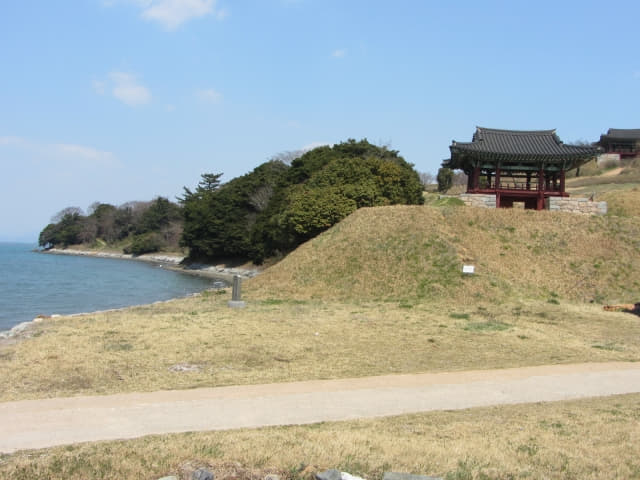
[453,127,596,157]
[445,127,599,170]
[601,128,640,140]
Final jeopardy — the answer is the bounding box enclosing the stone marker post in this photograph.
[228,275,246,308]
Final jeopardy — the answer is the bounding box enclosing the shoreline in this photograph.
[0,293,203,342]
[42,248,261,282]
[0,248,261,340]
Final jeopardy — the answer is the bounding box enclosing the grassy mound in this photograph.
[246,205,640,304]
[600,188,640,217]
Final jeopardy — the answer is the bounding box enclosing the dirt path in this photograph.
[601,166,624,176]
[2,362,640,453]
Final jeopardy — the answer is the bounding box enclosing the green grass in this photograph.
[462,320,512,332]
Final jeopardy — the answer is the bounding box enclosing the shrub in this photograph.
[124,233,162,256]
[437,167,453,192]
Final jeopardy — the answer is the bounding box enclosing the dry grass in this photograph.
[2,393,640,479]
[247,205,640,304]
[3,197,640,476]
[600,188,640,217]
[3,203,640,401]
[565,166,640,217]
[1,292,639,401]
[566,170,640,188]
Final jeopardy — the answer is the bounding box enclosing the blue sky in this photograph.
[2,0,639,241]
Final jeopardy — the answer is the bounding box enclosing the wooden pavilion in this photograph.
[443,127,600,210]
[598,128,640,158]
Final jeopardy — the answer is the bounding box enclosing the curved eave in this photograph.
[445,148,599,171]
[600,135,640,144]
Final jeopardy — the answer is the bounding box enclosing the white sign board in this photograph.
[462,265,475,274]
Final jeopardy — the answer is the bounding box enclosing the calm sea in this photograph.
[0,243,217,332]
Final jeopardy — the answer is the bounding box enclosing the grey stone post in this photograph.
[228,275,246,308]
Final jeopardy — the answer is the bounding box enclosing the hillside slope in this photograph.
[566,159,640,217]
[246,205,640,305]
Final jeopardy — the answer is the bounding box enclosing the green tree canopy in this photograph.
[181,139,424,263]
[437,167,453,192]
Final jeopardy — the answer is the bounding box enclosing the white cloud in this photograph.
[92,79,106,95]
[0,136,119,168]
[109,72,152,106]
[53,144,118,166]
[215,7,229,20]
[332,49,347,58]
[196,88,222,104]
[102,0,227,29]
[140,0,221,30]
[0,136,26,146]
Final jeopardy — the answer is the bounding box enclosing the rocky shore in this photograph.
[0,248,262,341]
[43,248,261,282]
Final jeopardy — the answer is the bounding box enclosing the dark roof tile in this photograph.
[452,127,596,157]
[445,127,599,171]
[602,128,640,140]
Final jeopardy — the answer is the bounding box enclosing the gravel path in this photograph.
[2,362,639,453]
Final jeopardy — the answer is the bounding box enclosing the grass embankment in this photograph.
[248,205,640,304]
[565,159,640,218]
[2,199,640,479]
[3,394,640,479]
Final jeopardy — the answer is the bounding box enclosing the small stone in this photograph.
[264,475,281,480]
[157,476,178,480]
[192,468,214,480]
[341,472,366,480]
[168,363,201,373]
[315,469,342,480]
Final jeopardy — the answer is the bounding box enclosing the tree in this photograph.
[179,173,223,203]
[270,149,306,166]
[137,197,181,234]
[437,167,453,192]
[252,139,424,260]
[283,186,357,240]
[89,203,118,241]
[39,198,184,252]
[51,206,83,223]
[52,210,83,246]
[38,223,59,249]
[452,170,468,186]
[180,163,287,261]
[419,171,435,188]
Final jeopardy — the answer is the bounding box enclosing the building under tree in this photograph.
[443,127,600,210]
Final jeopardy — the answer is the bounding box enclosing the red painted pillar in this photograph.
[537,169,545,210]
[472,167,480,191]
[495,167,501,190]
[560,170,566,194]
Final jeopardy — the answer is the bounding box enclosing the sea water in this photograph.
[0,243,216,332]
